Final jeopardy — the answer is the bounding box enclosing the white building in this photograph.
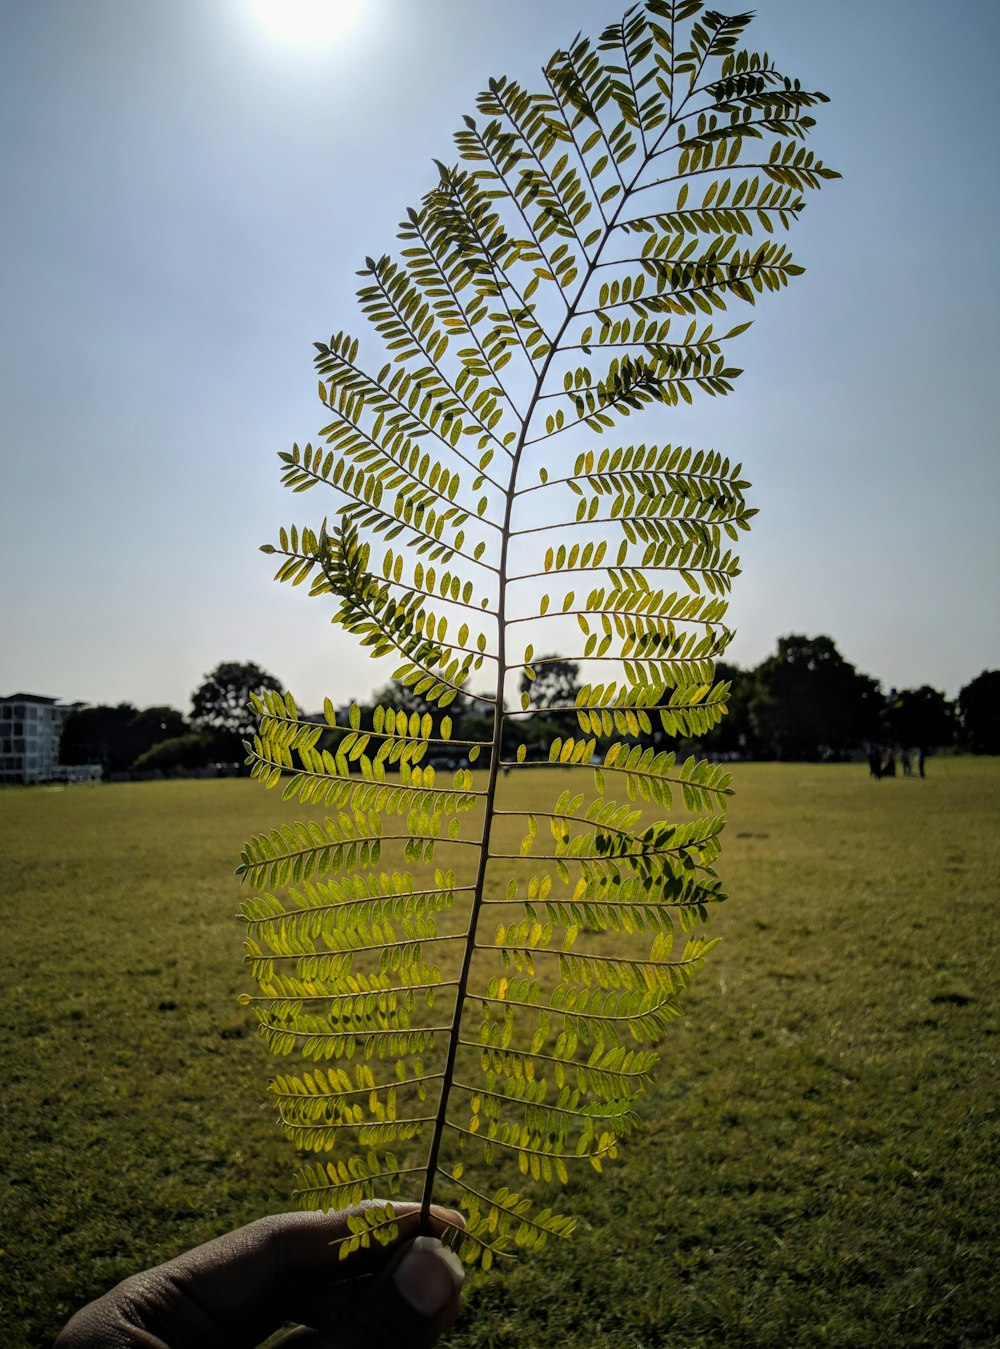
[0,693,94,784]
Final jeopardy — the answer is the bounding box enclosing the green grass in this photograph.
[2,761,998,1347]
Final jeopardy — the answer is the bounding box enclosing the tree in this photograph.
[60,703,139,772]
[364,679,477,765]
[515,655,581,753]
[60,703,191,774]
[882,685,954,750]
[129,705,187,741]
[131,731,216,773]
[519,656,580,710]
[191,662,285,753]
[370,678,468,721]
[957,670,1000,754]
[688,661,758,757]
[750,635,881,760]
[128,706,188,758]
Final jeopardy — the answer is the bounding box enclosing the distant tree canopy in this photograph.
[749,634,882,761]
[520,656,580,710]
[60,704,134,771]
[511,656,581,755]
[60,703,187,773]
[131,731,216,773]
[685,660,758,758]
[128,705,188,749]
[363,679,496,759]
[191,662,285,753]
[58,668,289,777]
[957,670,1000,754]
[370,678,464,721]
[882,685,955,751]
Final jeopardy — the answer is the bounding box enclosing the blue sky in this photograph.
[2,0,997,715]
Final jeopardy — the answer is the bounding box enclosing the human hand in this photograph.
[54,1202,465,1348]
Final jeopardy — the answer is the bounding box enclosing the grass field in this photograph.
[2,760,998,1347]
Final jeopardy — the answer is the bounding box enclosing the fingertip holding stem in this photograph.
[392,1237,466,1318]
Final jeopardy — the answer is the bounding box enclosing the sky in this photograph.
[2,0,998,716]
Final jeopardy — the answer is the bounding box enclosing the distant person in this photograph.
[882,748,896,777]
[55,1204,465,1349]
[867,746,882,780]
[901,749,911,776]
[918,746,926,778]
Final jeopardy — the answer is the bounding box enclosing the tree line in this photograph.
[58,640,1000,776]
[58,662,282,775]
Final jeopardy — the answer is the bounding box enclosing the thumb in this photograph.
[278,1236,466,1349]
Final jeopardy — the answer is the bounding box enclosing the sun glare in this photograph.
[248,0,362,45]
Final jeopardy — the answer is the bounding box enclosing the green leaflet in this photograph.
[240,0,836,1268]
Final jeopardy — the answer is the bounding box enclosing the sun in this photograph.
[248,0,362,45]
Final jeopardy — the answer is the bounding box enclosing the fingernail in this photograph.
[393,1236,465,1317]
